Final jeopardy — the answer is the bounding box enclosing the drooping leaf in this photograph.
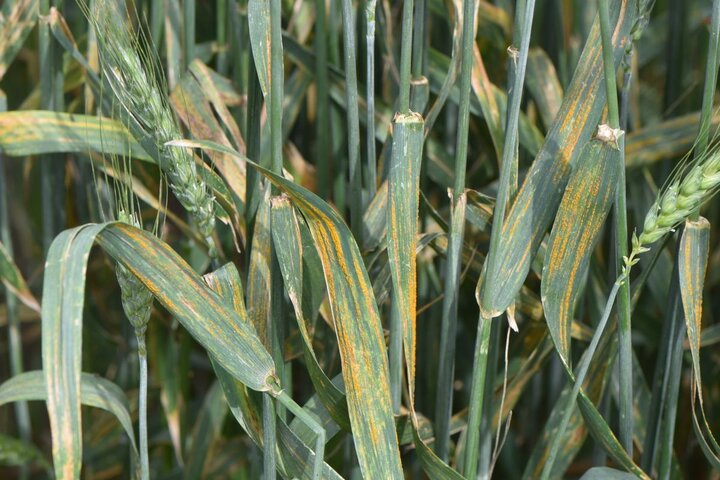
[678,218,720,468]
[204,262,343,480]
[270,194,350,429]
[41,222,275,478]
[0,370,138,466]
[0,111,150,160]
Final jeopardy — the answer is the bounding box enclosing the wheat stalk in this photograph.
[88,0,216,257]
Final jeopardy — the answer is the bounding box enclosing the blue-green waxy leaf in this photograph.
[580,467,638,479]
[170,139,404,480]
[387,112,424,401]
[542,139,620,367]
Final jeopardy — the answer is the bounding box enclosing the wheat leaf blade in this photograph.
[0,370,138,463]
[542,139,620,365]
[0,0,38,80]
[270,195,350,429]
[170,138,404,479]
[0,240,40,313]
[387,112,424,401]
[678,218,720,466]
[205,262,344,480]
[0,111,150,160]
[248,0,272,97]
[478,0,651,318]
[97,224,276,390]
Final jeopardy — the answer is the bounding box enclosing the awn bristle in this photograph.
[90,0,216,255]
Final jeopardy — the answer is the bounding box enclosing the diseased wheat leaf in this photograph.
[0,0,38,80]
[41,222,276,477]
[526,48,564,128]
[679,218,720,467]
[478,0,652,318]
[205,262,344,480]
[270,195,350,429]
[0,111,150,160]
[170,138,404,479]
[387,112,424,401]
[542,139,620,366]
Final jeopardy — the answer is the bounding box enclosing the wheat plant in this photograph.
[1,0,720,479]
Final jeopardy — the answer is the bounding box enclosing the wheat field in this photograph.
[1,0,720,478]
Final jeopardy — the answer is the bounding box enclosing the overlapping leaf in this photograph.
[478,0,652,318]
[170,139,404,479]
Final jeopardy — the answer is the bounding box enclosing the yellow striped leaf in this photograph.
[678,218,720,467]
[542,139,620,366]
[170,139,404,479]
[478,0,651,318]
[0,111,150,160]
[387,112,424,401]
[41,223,275,478]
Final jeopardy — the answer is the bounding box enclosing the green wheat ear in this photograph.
[623,144,720,277]
[115,210,153,354]
[87,0,216,257]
